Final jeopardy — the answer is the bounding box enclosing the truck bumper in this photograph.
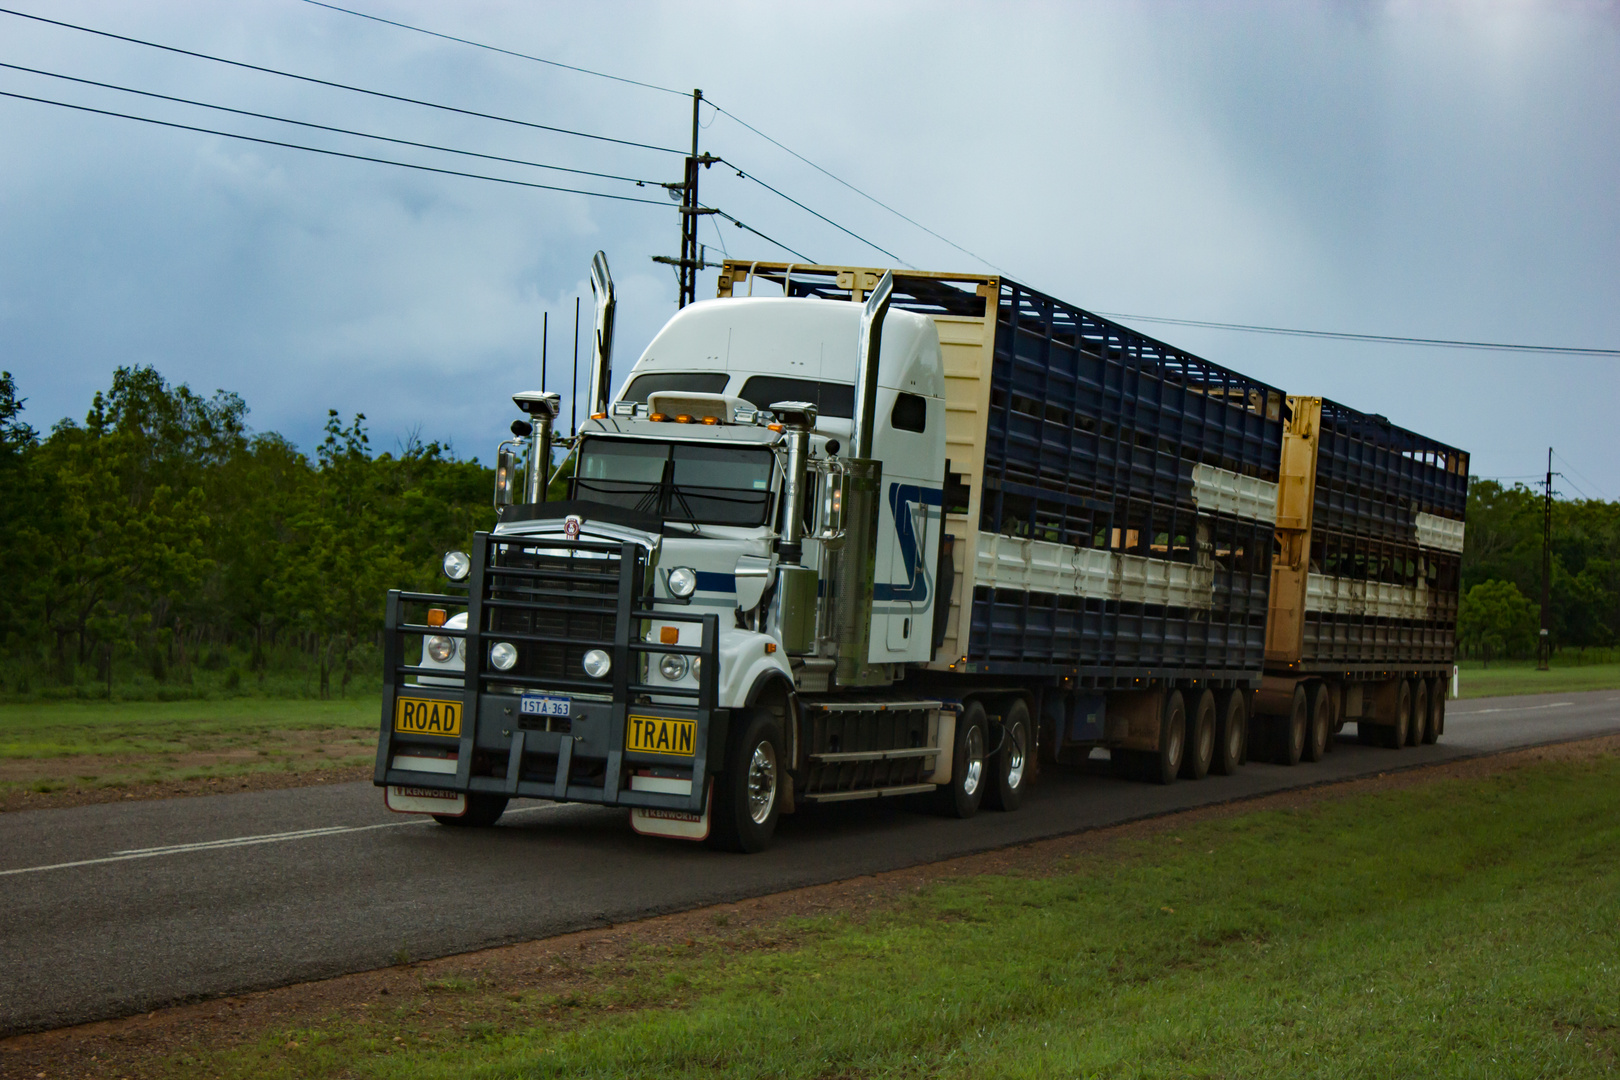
[373,531,723,817]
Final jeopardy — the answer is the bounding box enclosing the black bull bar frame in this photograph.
[374,532,722,816]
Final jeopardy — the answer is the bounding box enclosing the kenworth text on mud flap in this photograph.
[373,256,1468,852]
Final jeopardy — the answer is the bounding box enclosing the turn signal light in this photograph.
[426,608,447,627]
[659,626,679,645]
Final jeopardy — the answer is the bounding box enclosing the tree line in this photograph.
[1,366,1615,699]
[0,366,493,698]
[1459,479,1619,663]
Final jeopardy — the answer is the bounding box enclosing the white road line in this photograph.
[0,803,564,879]
[1452,701,1575,716]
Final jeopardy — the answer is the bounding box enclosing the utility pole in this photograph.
[653,89,720,307]
[1539,446,1554,671]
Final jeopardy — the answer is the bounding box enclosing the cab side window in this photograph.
[891,392,926,433]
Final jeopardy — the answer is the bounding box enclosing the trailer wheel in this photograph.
[1148,691,1187,785]
[1181,690,1216,780]
[1409,679,1430,747]
[1302,683,1331,763]
[1426,679,1445,743]
[707,710,783,853]
[1274,686,1307,766]
[1381,680,1411,749]
[936,700,989,818]
[434,794,508,828]
[1211,689,1246,775]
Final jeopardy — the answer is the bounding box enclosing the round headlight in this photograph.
[582,648,612,678]
[667,567,697,599]
[426,636,454,663]
[658,653,690,681]
[489,642,518,671]
[443,550,471,582]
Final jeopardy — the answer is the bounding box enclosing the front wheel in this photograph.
[937,700,989,818]
[984,698,1031,811]
[707,711,783,853]
[434,793,508,828]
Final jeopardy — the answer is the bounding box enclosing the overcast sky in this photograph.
[2,1,1617,496]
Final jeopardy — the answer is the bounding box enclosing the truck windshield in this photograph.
[574,439,775,527]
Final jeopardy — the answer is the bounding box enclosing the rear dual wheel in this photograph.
[1211,689,1247,775]
[1380,679,1412,749]
[983,699,1032,812]
[1179,690,1216,780]
[937,700,989,819]
[1409,679,1430,747]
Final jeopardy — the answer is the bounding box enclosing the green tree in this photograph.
[1458,578,1539,665]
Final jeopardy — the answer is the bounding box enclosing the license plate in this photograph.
[394,696,461,736]
[519,694,571,719]
[626,715,697,757]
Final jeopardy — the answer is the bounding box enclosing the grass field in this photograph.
[0,699,378,796]
[1457,655,1620,699]
[143,749,1620,1079]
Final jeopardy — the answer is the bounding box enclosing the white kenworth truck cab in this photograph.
[374,257,1463,852]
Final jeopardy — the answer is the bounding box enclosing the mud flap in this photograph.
[629,775,711,842]
[386,785,467,816]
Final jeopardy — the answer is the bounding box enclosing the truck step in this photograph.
[809,746,942,764]
[800,783,936,803]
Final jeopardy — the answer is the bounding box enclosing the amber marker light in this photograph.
[649,412,667,422]
[701,415,721,425]
[676,414,693,424]
[427,608,447,627]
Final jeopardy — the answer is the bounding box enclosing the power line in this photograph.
[704,206,814,263]
[1093,312,1620,358]
[722,158,911,266]
[0,6,682,154]
[297,0,689,98]
[276,0,1004,272]
[1552,450,1610,501]
[706,102,1007,274]
[0,89,673,205]
[0,62,664,187]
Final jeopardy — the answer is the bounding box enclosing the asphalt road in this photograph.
[3,688,1617,1035]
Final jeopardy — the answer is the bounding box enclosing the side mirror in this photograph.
[494,447,517,506]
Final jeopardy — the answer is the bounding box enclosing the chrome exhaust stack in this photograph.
[849,269,894,460]
[769,400,818,565]
[587,250,617,418]
[512,390,562,503]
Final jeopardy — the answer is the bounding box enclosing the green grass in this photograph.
[0,698,379,794]
[1457,654,1620,699]
[155,750,1620,1079]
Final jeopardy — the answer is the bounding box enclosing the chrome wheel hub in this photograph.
[746,741,778,825]
[962,724,985,797]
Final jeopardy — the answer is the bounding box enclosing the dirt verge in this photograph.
[3,733,1617,1079]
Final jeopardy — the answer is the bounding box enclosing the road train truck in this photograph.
[373,257,1467,851]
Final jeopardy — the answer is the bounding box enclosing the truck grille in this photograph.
[481,537,638,694]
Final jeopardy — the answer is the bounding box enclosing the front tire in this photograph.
[707,711,783,853]
[937,700,989,818]
[434,793,508,828]
[983,698,1032,811]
